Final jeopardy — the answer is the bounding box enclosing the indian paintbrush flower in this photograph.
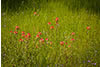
[60,41,64,45]
[15,26,19,30]
[14,31,18,34]
[48,22,51,25]
[86,26,90,30]
[55,17,59,22]
[50,26,54,29]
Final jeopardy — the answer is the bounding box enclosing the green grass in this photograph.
[1,1,100,67]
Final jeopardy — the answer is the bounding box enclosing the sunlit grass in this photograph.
[1,1,100,67]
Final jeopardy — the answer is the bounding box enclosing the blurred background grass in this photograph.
[2,0,100,13]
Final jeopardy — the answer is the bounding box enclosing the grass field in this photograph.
[1,0,100,67]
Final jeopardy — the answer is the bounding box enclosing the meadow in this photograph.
[1,0,100,67]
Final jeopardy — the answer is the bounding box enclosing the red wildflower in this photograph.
[25,35,28,38]
[50,41,52,45]
[38,32,42,35]
[22,34,25,37]
[87,26,90,30]
[39,38,44,42]
[40,38,44,41]
[15,26,19,30]
[50,26,54,29]
[24,33,31,39]
[48,22,51,25]
[71,32,75,35]
[22,31,25,34]
[65,42,67,45]
[27,33,31,37]
[34,12,37,15]
[45,38,48,41]
[68,45,71,47]
[36,34,40,38]
[71,38,75,41]
[10,31,13,33]
[60,41,64,45]
[14,31,18,34]
[55,17,59,22]
[19,39,23,42]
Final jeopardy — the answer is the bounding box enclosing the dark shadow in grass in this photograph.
[1,0,41,12]
[63,0,100,15]
[2,0,100,15]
